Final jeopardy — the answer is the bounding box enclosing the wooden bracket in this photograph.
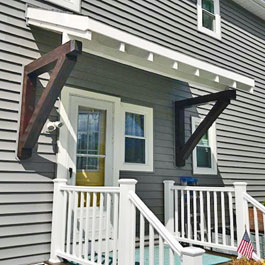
[175,89,236,167]
[17,40,82,160]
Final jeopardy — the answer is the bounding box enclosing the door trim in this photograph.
[56,86,121,186]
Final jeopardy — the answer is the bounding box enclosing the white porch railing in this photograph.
[49,179,204,265]
[164,181,265,259]
[243,192,265,259]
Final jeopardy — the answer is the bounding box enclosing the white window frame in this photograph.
[192,117,217,175]
[45,0,81,13]
[197,0,221,39]
[120,103,153,172]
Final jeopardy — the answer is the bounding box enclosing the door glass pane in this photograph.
[125,112,144,137]
[202,0,214,13]
[125,137,145,163]
[197,146,212,168]
[202,10,215,31]
[76,107,106,186]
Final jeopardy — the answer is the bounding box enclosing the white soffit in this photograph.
[26,7,255,92]
[232,0,265,21]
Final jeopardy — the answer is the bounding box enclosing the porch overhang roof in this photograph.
[26,7,255,92]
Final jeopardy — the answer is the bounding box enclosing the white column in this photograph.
[234,182,248,245]
[118,179,137,265]
[49,179,67,263]
[181,247,205,265]
[163,180,175,233]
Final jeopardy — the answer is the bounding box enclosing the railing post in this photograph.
[49,179,67,263]
[118,179,137,265]
[163,180,175,233]
[234,182,248,245]
[181,247,205,265]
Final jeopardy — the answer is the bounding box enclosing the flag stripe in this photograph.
[237,230,254,259]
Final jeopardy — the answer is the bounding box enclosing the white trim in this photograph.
[197,0,221,40]
[45,0,81,13]
[192,117,217,175]
[56,87,122,186]
[120,103,153,172]
[25,7,255,92]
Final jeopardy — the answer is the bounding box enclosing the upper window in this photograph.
[45,0,81,12]
[197,0,221,39]
[192,117,217,175]
[121,103,153,172]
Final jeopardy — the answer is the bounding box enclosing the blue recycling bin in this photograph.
[180,176,198,186]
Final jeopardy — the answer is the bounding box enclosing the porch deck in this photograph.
[45,249,233,265]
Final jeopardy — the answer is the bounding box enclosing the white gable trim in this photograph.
[26,7,255,92]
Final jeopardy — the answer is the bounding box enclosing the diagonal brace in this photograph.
[17,40,82,159]
[175,89,236,167]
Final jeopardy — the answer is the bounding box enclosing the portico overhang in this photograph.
[26,7,255,93]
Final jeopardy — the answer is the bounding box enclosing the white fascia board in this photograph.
[26,7,255,90]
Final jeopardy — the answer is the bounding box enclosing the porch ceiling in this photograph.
[26,7,255,92]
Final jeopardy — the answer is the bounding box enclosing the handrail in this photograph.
[60,185,120,193]
[172,186,235,192]
[243,192,265,213]
[128,191,184,256]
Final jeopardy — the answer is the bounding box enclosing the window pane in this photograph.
[77,157,99,170]
[202,0,214,13]
[125,112,144,137]
[199,131,209,146]
[125,137,145,163]
[202,11,215,31]
[197,146,211,168]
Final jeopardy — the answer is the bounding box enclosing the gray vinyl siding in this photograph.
[79,0,265,197]
[0,0,265,264]
[0,1,63,264]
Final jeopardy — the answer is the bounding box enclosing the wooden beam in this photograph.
[175,89,236,109]
[17,40,82,159]
[175,89,236,167]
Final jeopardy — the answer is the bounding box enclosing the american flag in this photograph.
[237,230,254,259]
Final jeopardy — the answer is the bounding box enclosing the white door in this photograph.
[68,95,114,187]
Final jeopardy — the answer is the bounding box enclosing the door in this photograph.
[68,95,114,187]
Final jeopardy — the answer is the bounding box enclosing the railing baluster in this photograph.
[112,193,119,265]
[254,207,260,258]
[207,191,211,243]
[66,190,73,254]
[105,192,111,264]
[140,213,145,265]
[200,191,204,242]
[187,190,191,239]
[149,224,154,265]
[159,235,164,265]
[181,190,184,238]
[213,191,218,244]
[263,213,265,257]
[72,191,78,256]
[90,192,97,262]
[78,192,84,258]
[193,190,197,241]
[61,190,67,253]
[228,192,234,247]
[174,190,178,236]
[97,193,104,264]
[84,192,91,260]
[221,192,226,245]
[169,248,174,265]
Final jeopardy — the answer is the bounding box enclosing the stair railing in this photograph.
[50,179,205,265]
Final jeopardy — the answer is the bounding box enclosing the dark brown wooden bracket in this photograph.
[17,40,82,160]
[175,89,236,167]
